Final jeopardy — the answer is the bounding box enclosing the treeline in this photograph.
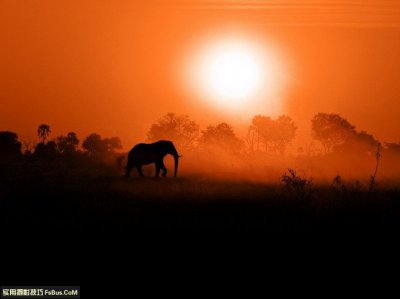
[1,112,400,180]
[0,125,122,166]
[145,112,400,158]
[2,111,400,159]
[143,113,400,181]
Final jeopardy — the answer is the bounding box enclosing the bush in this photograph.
[281,168,313,199]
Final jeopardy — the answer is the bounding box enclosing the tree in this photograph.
[56,132,80,154]
[248,115,272,151]
[311,113,355,153]
[0,131,22,160]
[33,140,58,158]
[347,130,377,152]
[103,137,123,152]
[385,142,400,155]
[37,124,51,143]
[147,113,199,151]
[333,130,379,156]
[82,133,122,157]
[199,122,243,153]
[21,139,35,156]
[82,133,105,155]
[249,115,297,154]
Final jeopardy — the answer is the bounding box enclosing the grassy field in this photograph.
[1,161,400,234]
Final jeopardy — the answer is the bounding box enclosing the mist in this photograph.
[4,111,399,189]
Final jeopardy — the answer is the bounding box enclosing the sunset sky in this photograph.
[1,0,400,149]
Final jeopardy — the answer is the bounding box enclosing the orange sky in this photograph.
[1,0,400,149]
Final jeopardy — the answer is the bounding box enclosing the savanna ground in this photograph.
[2,159,400,235]
[3,113,400,235]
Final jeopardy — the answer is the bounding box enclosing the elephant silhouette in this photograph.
[126,140,181,178]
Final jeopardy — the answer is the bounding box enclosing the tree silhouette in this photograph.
[0,131,22,160]
[311,113,355,153]
[82,133,122,157]
[33,140,58,158]
[335,130,378,154]
[249,115,297,154]
[56,132,80,154]
[37,124,51,144]
[385,142,400,155]
[199,122,243,153]
[147,113,199,151]
[82,133,105,155]
[21,139,35,156]
[103,137,123,152]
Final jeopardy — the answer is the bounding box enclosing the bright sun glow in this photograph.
[183,34,287,115]
[205,44,263,101]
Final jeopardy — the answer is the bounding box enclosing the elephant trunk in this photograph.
[174,154,179,177]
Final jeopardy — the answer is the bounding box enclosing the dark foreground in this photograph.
[1,162,400,235]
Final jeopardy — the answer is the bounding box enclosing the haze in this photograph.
[1,0,400,149]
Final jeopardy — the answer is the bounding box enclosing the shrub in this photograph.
[281,168,313,199]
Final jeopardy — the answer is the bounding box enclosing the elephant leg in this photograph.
[125,163,132,178]
[160,161,167,177]
[155,161,161,178]
[137,165,144,177]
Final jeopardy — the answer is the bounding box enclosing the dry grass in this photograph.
[1,161,400,234]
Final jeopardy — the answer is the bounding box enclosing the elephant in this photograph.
[125,140,181,178]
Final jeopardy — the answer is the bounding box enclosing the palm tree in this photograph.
[37,124,51,144]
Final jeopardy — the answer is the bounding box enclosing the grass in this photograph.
[1,161,400,234]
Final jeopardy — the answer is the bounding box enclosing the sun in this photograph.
[204,43,263,101]
[181,33,288,115]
